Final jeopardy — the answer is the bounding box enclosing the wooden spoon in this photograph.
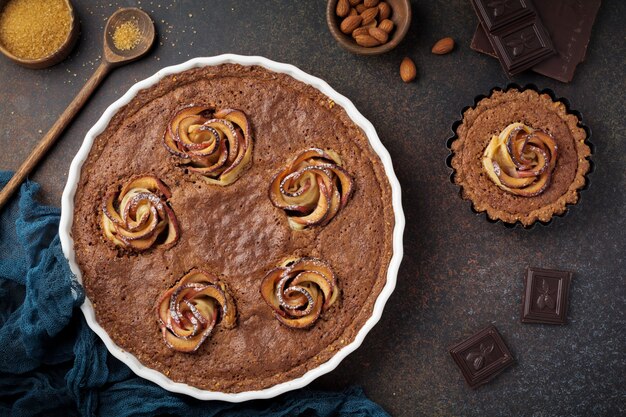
[0,8,155,210]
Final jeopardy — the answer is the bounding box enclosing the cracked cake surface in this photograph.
[72,63,394,392]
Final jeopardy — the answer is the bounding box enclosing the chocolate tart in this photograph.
[447,84,593,228]
[65,60,400,396]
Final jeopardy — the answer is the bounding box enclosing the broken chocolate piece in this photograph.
[521,267,572,325]
[471,0,602,82]
[470,0,555,76]
[471,24,498,59]
[449,325,515,389]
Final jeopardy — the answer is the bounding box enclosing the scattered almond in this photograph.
[378,2,391,20]
[352,27,369,38]
[400,57,416,83]
[364,0,380,7]
[431,37,455,55]
[336,0,350,18]
[360,7,378,25]
[349,0,361,6]
[378,18,394,33]
[355,34,381,47]
[349,7,358,16]
[356,3,366,13]
[340,15,363,34]
[368,27,388,43]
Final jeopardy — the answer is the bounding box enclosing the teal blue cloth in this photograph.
[0,171,389,417]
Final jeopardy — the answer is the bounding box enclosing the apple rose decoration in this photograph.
[163,106,253,186]
[261,257,340,329]
[101,175,180,251]
[269,148,355,230]
[483,122,558,197]
[156,269,237,353]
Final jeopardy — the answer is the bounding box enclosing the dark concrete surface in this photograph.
[1,1,624,416]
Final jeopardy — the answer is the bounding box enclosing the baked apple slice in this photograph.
[482,123,558,197]
[163,106,253,186]
[286,175,331,230]
[528,130,558,171]
[269,148,355,230]
[156,269,237,353]
[100,174,180,251]
[516,146,549,177]
[492,162,536,189]
[506,124,533,169]
[260,257,339,329]
[508,171,551,197]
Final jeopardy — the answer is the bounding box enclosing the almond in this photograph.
[336,0,350,17]
[431,37,455,55]
[378,2,391,20]
[360,7,378,25]
[352,27,369,38]
[349,0,361,6]
[378,18,394,33]
[349,7,358,16]
[356,3,366,13]
[400,57,416,83]
[340,15,363,34]
[355,34,381,47]
[361,19,377,28]
[364,0,379,7]
[368,27,388,43]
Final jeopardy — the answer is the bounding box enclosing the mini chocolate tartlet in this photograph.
[449,87,591,227]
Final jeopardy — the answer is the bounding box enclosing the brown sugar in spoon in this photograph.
[0,8,155,210]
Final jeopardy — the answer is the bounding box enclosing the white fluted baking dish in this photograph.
[59,54,404,402]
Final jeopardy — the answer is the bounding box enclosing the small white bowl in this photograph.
[59,54,405,402]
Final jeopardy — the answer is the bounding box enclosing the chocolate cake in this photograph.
[450,88,591,226]
[72,64,394,392]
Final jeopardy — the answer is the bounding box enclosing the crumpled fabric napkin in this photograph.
[0,171,389,417]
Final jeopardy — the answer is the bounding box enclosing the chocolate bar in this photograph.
[521,267,573,325]
[449,325,515,389]
[470,0,555,76]
[471,0,602,82]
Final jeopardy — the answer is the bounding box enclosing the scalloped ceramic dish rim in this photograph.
[59,54,405,402]
[445,82,594,230]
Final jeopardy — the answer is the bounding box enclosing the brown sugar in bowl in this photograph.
[0,0,79,69]
[326,0,411,55]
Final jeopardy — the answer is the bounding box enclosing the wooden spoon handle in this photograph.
[0,61,112,210]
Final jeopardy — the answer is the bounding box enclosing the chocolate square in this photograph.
[521,267,572,324]
[490,20,555,75]
[471,0,535,33]
[449,325,515,389]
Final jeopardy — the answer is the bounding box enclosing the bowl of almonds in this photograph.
[326,0,410,55]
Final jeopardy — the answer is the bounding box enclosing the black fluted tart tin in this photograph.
[445,83,594,230]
